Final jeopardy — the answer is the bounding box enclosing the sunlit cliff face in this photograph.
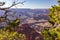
[35,36,40,40]
[19,26,24,31]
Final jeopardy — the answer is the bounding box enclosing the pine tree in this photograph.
[49,0,60,25]
[41,0,60,40]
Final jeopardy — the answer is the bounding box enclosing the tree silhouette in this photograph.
[0,0,26,27]
[0,0,27,40]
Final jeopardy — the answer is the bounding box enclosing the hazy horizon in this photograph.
[0,0,58,9]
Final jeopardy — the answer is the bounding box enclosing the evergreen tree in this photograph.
[49,0,60,25]
[41,0,60,40]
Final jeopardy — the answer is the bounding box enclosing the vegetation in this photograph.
[1,0,60,40]
[41,0,60,40]
[41,28,57,40]
[48,5,60,25]
[0,28,26,40]
[0,0,27,40]
[0,16,27,40]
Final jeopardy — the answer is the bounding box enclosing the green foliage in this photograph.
[0,7,26,40]
[0,28,27,40]
[8,19,20,28]
[49,5,60,25]
[41,28,57,40]
[41,27,60,40]
[0,18,27,40]
[41,0,60,40]
[0,1,27,40]
[49,6,57,25]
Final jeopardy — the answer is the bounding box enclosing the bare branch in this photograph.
[8,1,26,8]
[0,2,5,6]
[0,1,26,10]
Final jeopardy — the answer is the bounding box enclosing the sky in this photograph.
[0,0,58,9]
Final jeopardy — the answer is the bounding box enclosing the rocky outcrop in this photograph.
[16,23,44,40]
